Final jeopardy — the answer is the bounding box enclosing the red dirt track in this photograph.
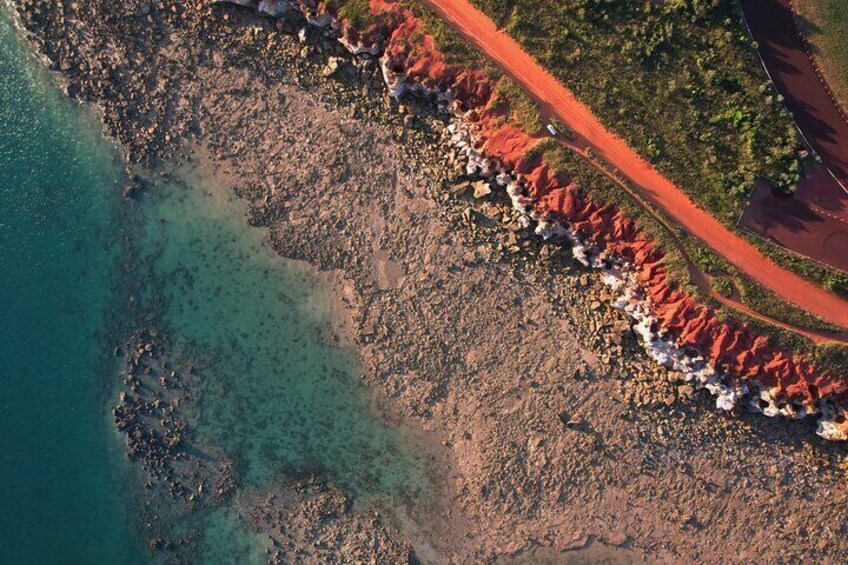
[421,0,848,329]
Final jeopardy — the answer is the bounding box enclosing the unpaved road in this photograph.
[421,0,848,329]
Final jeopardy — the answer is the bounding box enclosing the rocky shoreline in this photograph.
[312,0,848,438]
[114,328,235,505]
[7,0,848,562]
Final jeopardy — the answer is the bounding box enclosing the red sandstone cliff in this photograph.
[287,0,848,434]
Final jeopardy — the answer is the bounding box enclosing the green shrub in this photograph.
[711,276,734,298]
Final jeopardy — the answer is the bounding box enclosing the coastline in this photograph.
[5,0,848,562]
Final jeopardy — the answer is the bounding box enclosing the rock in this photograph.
[677,383,696,400]
[471,180,491,199]
[122,182,141,199]
[451,180,471,195]
[322,56,342,77]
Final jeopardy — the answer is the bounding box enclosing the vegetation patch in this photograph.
[336,0,381,31]
[490,77,542,133]
[472,0,804,215]
[403,0,847,373]
[736,276,843,334]
[465,0,848,295]
[718,306,848,374]
[745,235,848,297]
[710,276,734,298]
[401,1,485,66]
[796,0,848,111]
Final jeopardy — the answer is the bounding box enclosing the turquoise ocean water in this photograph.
[0,8,427,563]
[0,10,146,564]
[131,164,430,563]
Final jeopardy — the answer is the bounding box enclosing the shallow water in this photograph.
[137,162,431,497]
[1,6,429,562]
[121,160,431,561]
[0,9,147,564]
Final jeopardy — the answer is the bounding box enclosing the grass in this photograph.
[735,275,843,334]
[717,306,848,374]
[711,276,734,298]
[472,0,804,215]
[747,235,848,297]
[402,1,486,66]
[466,0,848,299]
[335,0,379,30]
[540,138,848,374]
[795,0,848,111]
[680,236,844,335]
[490,76,543,133]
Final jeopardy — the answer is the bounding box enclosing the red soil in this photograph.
[419,0,848,331]
[470,118,847,409]
[309,0,848,426]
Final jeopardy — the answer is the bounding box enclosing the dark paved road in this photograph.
[740,0,848,191]
[739,0,848,274]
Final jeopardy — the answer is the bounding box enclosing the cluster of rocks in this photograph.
[218,0,728,419]
[444,169,695,411]
[293,0,848,439]
[8,0,197,165]
[11,0,848,561]
[113,328,236,506]
[237,476,417,564]
[223,0,736,419]
[112,326,243,560]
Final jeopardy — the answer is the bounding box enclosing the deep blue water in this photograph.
[0,10,147,564]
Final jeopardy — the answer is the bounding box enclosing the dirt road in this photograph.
[421,0,848,329]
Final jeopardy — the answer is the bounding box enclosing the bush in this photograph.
[711,276,734,298]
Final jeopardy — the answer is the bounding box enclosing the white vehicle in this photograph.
[546,123,558,136]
